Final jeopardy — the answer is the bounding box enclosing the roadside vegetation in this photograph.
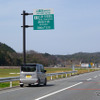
[0,68,20,78]
[0,67,100,89]
[1,42,100,67]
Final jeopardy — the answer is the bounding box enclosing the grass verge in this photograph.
[0,67,100,89]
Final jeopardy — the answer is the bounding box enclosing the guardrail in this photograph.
[46,70,77,80]
[0,77,20,87]
[0,70,77,88]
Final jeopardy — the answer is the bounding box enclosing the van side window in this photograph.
[40,65,44,72]
[37,65,40,72]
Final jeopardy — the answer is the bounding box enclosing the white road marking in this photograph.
[87,78,92,81]
[94,76,97,78]
[9,73,20,74]
[9,73,15,74]
[35,82,83,100]
[72,76,79,78]
[0,88,23,95]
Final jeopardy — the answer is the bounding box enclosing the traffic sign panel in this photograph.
[33,9,54,30]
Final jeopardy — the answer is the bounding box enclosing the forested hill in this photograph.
[0,42,100,66]
[58,52,100,63]
[0,42,21,66]
[0,42,15,53]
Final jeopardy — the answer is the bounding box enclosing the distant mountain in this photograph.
[64,52,100,63]
[0,42,100,66]
[26,51,100,66]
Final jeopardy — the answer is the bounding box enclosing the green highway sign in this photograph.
[33,9,54,30]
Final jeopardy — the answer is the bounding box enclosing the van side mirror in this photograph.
[41,69,46,73]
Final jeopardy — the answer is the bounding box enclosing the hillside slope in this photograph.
[0,42,100,66]
[0,42,21,66]
[0,42,15,53]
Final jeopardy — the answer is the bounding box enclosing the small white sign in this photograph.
[33,8,54,15]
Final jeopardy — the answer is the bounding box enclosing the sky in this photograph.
[0,0,100,55]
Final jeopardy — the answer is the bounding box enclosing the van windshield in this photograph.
[21,65,36,72]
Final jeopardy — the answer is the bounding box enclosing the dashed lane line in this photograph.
[94,76,97,78]
[87,78,92,81]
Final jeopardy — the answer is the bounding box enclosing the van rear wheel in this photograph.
[20,84,24,87]
[44,78,47,86]
[28,84,31,87]
[37,79,40,87]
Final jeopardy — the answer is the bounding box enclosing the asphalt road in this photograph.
[0,71,100,100]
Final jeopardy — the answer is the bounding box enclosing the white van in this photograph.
[20,63,47,87]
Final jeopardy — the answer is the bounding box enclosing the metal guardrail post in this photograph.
[61,74,63,78]
[56,75,58,78]
[66,74,67,77]
[51,76,52,80]
[10,81,12,87]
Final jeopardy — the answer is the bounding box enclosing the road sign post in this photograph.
[21,11,33,64]
[23,11,26,64]
[21,9,54,64]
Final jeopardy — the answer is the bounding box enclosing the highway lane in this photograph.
[0,71,100,100]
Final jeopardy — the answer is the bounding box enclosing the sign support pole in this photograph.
[23,10,26,64]
[21,9,54,64]
[21,11,33,65]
